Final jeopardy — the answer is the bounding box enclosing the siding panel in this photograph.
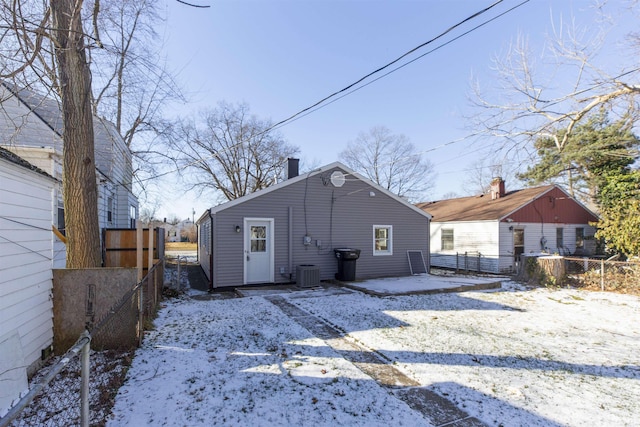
[203,166,429,288]
[0,159,54,378]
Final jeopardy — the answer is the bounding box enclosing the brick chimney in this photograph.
[490,177,505,200]
[287,158,299,179]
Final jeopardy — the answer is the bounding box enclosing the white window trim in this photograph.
[373,225,393,256]
[441,228,454,251]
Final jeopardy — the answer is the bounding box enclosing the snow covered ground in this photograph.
[107,278,640,426]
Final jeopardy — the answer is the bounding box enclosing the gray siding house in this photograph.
[197,161,431,289]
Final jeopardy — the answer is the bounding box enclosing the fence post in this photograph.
[177,256,181,290]
[136,221,144,344]
[80,331,91,427]
[601,259,605,291]
[148,226,155,311]
[456,252,459,273]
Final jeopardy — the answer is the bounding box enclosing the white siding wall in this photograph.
[94,119,137,229]
[5,148,66,268]
[501,222,598,257]
[0,159,55,412]
[430,221,500,272]
[431,220,599,274]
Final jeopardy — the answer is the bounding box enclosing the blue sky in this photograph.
[155,0,636,220]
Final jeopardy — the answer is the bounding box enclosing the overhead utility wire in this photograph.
[312,62,640,184]
[134,0,519,185]
[266,0,509,133]
[145,0,640,186]
[271,0,531,130]
[135,64,640,187]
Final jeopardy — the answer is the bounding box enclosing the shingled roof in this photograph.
[0,145,55,180]
[416,185,556,222]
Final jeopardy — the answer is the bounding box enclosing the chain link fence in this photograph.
[1,260,165,427]
[564,256,640,294]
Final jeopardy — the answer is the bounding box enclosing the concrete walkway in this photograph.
[266,295,488,427]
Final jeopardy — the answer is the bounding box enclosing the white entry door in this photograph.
[244,218,274,284]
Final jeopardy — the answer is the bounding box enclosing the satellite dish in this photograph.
[330,171,345,187]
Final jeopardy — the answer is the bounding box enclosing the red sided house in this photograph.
[417,178,599,274]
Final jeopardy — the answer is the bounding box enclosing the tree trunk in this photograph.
[537,256,566,285]
[51,0,102,268]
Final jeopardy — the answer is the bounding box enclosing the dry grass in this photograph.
[165,242,197,251]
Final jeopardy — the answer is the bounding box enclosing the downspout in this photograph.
[209,208,214,292]
[288,206,293,281]
[426,217,431,274]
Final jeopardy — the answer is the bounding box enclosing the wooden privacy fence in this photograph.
[102,227,165,273]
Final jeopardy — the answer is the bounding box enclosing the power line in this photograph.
[271,0,532,130]
[134,0,527,186]
[267,0,514,133]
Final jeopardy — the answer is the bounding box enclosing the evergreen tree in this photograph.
[518,112,639,205]
[595,169,640,257]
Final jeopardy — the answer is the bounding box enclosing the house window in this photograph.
[441,229,454,251]
[373,225,392,255]
[129,205,137,228]
[57,201,65,236]
[576,228,584,248]
[107,197,113,223]
[556,228,564,250]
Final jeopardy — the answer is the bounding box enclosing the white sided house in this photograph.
[0,147,58,413]
[166,219,196,242]
[417,179,599,274]
[197,161,431,290]
[0,82,138,267]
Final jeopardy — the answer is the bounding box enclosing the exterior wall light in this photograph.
[235,225,241,233]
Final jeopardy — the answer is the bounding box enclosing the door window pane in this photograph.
[514,229,524,247]
[251,226,267,252]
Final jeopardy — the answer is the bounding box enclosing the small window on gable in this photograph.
[441,229,454,251]
[373,225,392,256]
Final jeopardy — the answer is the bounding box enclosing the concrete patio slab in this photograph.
[341,274,503,296]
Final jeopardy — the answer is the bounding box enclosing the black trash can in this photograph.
[334,248,361,281]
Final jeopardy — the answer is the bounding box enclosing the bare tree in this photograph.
[340,126,435,202]
[470,4,640,198]
[462,158,523,196]
[0,0,193,267]
[170,102,300,202]
[440,191,461,200]
[0,1,103,267]
[88,0,185,187]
